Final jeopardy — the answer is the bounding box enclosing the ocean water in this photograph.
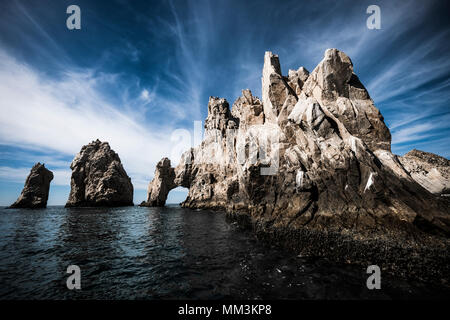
[0,205,448,300]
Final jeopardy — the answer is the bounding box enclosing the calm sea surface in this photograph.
[0,205,448,299]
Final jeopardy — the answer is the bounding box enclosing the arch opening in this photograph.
[166,186,188,206]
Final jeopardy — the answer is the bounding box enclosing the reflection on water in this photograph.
[0,205,448,299]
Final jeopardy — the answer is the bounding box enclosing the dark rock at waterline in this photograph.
[66,139,133,207]
[9,163,53,209]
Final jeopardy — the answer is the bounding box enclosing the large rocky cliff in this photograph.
[66,139,133,207]
[143,49,450,282]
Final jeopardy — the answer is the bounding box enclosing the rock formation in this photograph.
[66,139,133,207]
[399,149,450,196]
[9,163,53,208]
[144,49,450,283]
[140,157,176,207]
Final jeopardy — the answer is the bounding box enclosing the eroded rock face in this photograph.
[9,163,53,208]
[144,49,450,282]
[288,67,309,96]
[262,51,298,123]
[231,89,264,130]
[204,97,238,133]
[399,149,450,196]
[66,139,133,207]
[141,158,176,207]
[302,48,391,152]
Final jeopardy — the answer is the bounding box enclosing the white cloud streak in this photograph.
[391,114,450,145]
[0,49,183,191]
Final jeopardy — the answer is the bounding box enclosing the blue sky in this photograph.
[0,0,449,205]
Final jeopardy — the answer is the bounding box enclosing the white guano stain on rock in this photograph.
[364,172,374,193]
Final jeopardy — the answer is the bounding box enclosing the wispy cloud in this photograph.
[367,31,450,104]
[392,123,436,145]
[0,49,180,190]
[391,113,450,145]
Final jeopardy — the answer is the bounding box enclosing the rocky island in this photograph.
[8,162,53,209]
[143,49,450,284]
[66,139,134,207]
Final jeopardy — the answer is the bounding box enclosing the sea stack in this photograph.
[66,139,134,207]
[143,49,450,283]
[9,163,53,209]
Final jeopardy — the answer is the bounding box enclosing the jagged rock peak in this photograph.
[313,48,354,96]
[302,48,391,151]
[263,51,282,76]
[9,163,53,209]
[288,67,310,96]
[231,89,264,130]
[66,139,133,207]
[204,96,238,134]
[262,51,298,123]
